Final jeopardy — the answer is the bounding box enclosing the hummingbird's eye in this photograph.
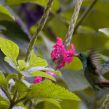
[79,53,82,57]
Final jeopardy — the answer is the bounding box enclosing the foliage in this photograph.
[0,0,109,109]
[0,36,79,108]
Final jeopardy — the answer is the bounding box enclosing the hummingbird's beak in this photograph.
[74,51,80,57]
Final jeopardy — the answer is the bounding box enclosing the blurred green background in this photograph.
[1,0,109,109]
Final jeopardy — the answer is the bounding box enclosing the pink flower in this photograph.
[46,71,57,77]
[33,76,43,84]
[51,37,75,68]
[33,71,57,84]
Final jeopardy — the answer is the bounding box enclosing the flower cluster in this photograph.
[33,76,42,84]
[33,37,75,84]
[33,71,56,84]
[51,37,75,68]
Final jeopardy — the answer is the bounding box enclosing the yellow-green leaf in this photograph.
[0,5,14,21]
[29,80,80,101]
[0,37,19,63]
[18,60,26,70]
[64,57,83,70]
[29,50,48,67]
[31,71,56,81]
[0,72,7,87]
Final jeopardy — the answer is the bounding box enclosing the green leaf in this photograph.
[64,57,83,70]
[29,50,48,67]
[0,5,14,21]
[0,37,19,63]
[4,57,17,69]
[0,96,9,109]
[31,71,56,81]
[0,95,8,102]
[6,73,18,82]
[44,100,80,109]
[54,70,62,77]
[13,80,28,99]
[37,98,61,109]
[6,0,60,13]
[18,60,26,70]
[0,20,30,56]
[29,80,80,101]
[0,87,9,108]
[0,72,7,87]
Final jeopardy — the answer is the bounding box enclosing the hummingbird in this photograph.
[77,50,109,91]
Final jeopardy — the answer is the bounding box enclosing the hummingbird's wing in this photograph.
[101,61,109,75]
[88,50,109,75]
[89,50,109,88]
[88,50,102,75]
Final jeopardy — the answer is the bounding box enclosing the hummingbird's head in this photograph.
[76,53,87,64]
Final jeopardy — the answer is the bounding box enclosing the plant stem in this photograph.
[8,96,27,109]
[64,0,83,47]
[74,0,98,34]
[12,90,18,102]
[9,102,14,109]
[14,96,27,104]
[25,0,54,62]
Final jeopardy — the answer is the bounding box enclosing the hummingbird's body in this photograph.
[78,50,109,91]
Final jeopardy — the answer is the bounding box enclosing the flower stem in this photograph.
[74,0,98,34]
[64,0,83,47]
[8,96,27,109]
[25,0,54,62]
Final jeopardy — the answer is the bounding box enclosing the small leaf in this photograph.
[54,70,62,77]
[0,89,8,100]
[4,57,17,69]
[6,74,18,82]
[0,5,14,21]
[29,50,48,67]
[28,80,80,101]
[13,80,28,99]
[21,67,55,77]
[0,37,19,63]
[0,89,9,109]
[0,72,7,87]
[64,57,83,70]
[31,71,56,81]
[18,60,26,70]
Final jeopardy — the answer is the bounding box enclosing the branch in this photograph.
[74,0,98,34]
[8,97,27,109]
[25,0,54,62]
[14,96,27,104]
[64,0,83,47]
